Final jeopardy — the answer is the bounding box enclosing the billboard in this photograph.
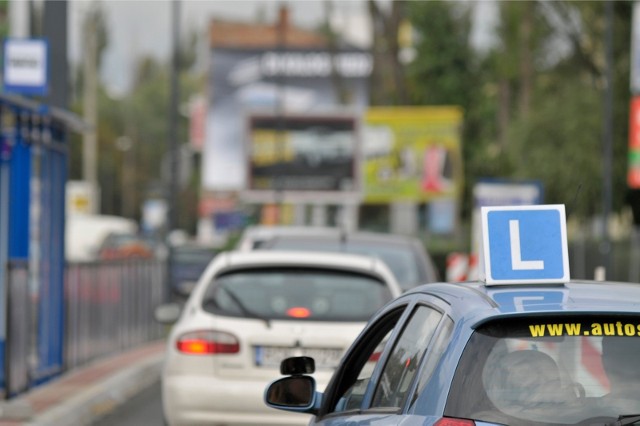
[362,107,464,203]
[242,113,360,203]
[629,96,640,188]
[205,48,371,192]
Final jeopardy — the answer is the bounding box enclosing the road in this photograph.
[92,380,164,425]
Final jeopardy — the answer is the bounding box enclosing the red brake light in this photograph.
[176,330,240,355]
[286,307,311,318]
[434,418,475,426]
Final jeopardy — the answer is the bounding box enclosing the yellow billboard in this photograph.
[363,106,463,203]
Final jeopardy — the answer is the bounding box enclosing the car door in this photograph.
[313,295,454,425]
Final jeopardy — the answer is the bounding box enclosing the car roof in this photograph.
[206,249,403,296]
[235,225,338,250]
[217,249,392,271]
[402,280,640,328]
[236,226,426,250]
[266,230,421,245]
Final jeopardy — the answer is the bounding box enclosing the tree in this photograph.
[504,1,631,218]
[368,0,410,105]
[406,0,632,224]
[69,23,206,234]
[405,0,490,219]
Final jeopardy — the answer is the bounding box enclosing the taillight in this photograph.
[434,418,475,426]
[286,307,311,318]
[176,330,240,355]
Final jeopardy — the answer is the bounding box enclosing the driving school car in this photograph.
[265,205,640,425]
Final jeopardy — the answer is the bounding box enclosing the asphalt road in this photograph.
[92,379,164,426]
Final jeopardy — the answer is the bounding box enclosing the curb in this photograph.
[30,353,164,426]
[0,341,165,426]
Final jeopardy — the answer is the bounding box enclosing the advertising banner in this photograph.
[362,107,463,203]
[205,48,371,192]
[244,113,358,201]
[628,96,640,188]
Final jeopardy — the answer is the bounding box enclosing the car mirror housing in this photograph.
[280,356,315,375]
[154,303,182,324]
[265,376,317,413]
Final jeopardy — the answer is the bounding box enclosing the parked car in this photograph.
[155,250,402,426]
[260,230,439,291]
[65,213,139,262]
[264,204,640,425]
[96,231,154,260]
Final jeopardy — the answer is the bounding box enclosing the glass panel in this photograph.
[371,306,442,408]
[446,315,640,424]
[268,238,420,288]
[327,307,406,414]
[202,268,393,322]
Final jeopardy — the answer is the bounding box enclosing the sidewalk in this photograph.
[0,340,166,426]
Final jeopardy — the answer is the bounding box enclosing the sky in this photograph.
[69,1,375,96]
[65,0,498,96]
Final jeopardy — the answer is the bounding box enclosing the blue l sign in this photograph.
[481,205,570,285]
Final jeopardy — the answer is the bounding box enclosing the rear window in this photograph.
[201,267,393,322]
[266,238,422,289]
[446,315,640,424]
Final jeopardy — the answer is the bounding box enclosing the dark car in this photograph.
[97,232,155,260]
[170,243,218,297]
[260,230,439,291]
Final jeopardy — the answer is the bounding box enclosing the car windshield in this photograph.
[265,238,422,290]
[446,315,640,425]
[201,267,392,322]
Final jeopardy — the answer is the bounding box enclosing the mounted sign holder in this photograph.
[480,204,570,285]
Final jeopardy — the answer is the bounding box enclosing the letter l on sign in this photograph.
[509,220,544,270]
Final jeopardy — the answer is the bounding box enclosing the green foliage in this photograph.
[406,0,475,106]
[0,0,8,39]
[506,77,603,215]
[406,0,633,222]
[72,23,206,232]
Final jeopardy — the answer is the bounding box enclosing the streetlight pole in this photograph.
[168,0,180,235]
[601,0,614,278]
[116,136,134,218]
[166,0,181,301]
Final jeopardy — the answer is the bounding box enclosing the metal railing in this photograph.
[64,258,166,369]
[4,257,166,398]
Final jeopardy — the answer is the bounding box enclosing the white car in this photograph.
[156,250,402,426]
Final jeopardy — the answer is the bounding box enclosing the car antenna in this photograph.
[566,183,582,220]
[340,227,348,251]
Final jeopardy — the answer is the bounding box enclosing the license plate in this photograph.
[255,346,343,369]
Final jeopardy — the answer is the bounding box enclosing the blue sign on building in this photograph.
[3,38,49,96]
[480,204,570,285]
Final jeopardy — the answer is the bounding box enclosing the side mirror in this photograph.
[154,303,181,324]
[265,376,316,410]
[280,356,315,375]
